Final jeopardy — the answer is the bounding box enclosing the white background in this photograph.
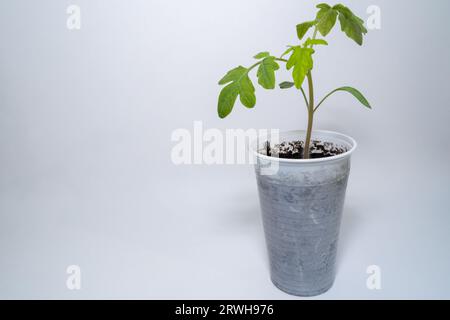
[1,0,449,299]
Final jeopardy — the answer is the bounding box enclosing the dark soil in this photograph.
[261,140,347,159]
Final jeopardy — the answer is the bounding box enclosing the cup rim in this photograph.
[250,130,357,164]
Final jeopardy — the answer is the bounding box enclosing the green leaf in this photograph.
[296,21,315,40]
[333,86,371,108]
[218,66,247,85]
[315,5,338,37]
[279,81,295,89]
[257,57,280,89]
[304,38,328,46]
[333,4,367,45]
[218,83,239,118]
[218,66,256,118]
[254,51,270,59]
[316,3,331,10]
[239,74,256,108]
[281,46,294,58]
[286,46,314,89]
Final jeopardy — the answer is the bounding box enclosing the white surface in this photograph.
[1,0,450,299]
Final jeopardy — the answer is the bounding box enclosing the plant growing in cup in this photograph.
[217,3,371,296]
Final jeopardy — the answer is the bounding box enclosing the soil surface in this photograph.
[261,140,347,159]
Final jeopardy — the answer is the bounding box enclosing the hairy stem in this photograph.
[303,71,314,159]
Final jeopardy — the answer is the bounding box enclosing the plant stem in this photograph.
[314,89,337,112]
[247,61,262,73]
[248,57,287,76]
[303,71,314,159]
[309,27,318,48]
[302,26,319,159]
[300,87,309,108]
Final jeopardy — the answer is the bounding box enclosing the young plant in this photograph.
[217,3,371,159]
